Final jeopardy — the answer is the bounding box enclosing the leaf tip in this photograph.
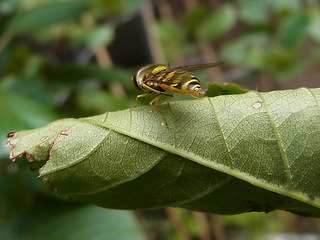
[6,132,18,162]
[6,131,41,164]
[7,131,17,138]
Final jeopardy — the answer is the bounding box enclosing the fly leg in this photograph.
[149,94,168,127]
[133,92,152,109]
[134,83,172,127]
[191,94,201,99]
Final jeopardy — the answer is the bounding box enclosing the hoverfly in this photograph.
[132,62,223,127]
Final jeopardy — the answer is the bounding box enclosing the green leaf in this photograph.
[6,88,320,217]
[2,76,51,104]
[96,0,147,15]
[0,0,19,14]
[77,87,130,112]
[308,8,320,42]
[0,44,11,72]
[205,83,248,97]
[278,13,309,49]
[6,0,90,34]
[153,20,190,61]
[185,4,209,35]
[270,0,301,13]
[221,32,268,68]
[237,0,301,24]
[196,4,236,43]
[237,0,271,24]
[75,25,114,48]
[0,197,143,240]
[47,64,131,84]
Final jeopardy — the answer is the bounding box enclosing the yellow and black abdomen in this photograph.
[159,74,205,95]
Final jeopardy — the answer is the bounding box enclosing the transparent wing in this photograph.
[169,62,224,73]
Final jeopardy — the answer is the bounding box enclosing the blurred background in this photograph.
[1,0,320,239]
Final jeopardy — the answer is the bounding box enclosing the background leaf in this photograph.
[0,92,57,158]
[75,25,114,48]
[308,8,320,41]
[221,32,268,68]
[205,83,248,97]
[196,4,236,43]
[47,64,130,84]
[277,13,309,49]
[237,0,271,24]
[5,0,90,34]
[0,197,143,240]
[7,88,320,217]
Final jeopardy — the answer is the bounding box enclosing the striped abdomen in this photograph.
[158,74,205,95]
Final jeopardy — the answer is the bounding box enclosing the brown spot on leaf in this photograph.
[245,200,274,213]
[26,153,34,163]
[308,194,315,200]
[52,129,69,145]
[6,139,15,149]
[60,129,69,136]
[6,135,17,161]
[42,178,48,183]
[42,178,59,193]
[7,131,16,138]
[9,150,26,162]
[46,128,70,166]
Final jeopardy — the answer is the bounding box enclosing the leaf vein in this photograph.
[40,125,111,176]
[256,92,293,189]
[306,88,320,115]
[207,97,234,169]
[69,151,168,195]
[101,112,109,122]
[167,101,177,149]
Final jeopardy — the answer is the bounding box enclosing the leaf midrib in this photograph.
[82,116,320,209]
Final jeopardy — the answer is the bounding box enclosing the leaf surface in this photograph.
[7,88,320,217]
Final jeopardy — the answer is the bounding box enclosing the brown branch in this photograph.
[193,212,211,240]
[0,33,12,53]
[165,208,192,240]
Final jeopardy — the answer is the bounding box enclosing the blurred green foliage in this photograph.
[5,1,89,34]
[0,0,144,238]
[1,0,320,239]
[1,194,143,240]
[155,0,320,82]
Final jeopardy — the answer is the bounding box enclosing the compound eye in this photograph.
[132,73,137,83]
[132,72,139,89]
